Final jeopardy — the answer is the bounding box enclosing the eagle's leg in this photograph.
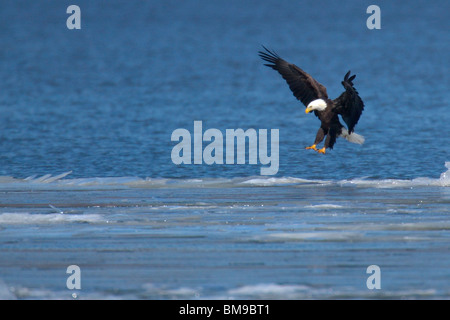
[317,128,337,155]
[306,128,326,151]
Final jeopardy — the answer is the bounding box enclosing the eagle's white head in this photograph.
[305,99,327,114]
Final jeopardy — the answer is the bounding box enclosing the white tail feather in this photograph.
[340,128,365,145]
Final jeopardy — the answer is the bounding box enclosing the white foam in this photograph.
[142,283,199,298]
[267,231,361,241]
[226,283,438,299]
[341,177,449,188]
[0,161,448,190]
[57,176,144,187]
[240,177,326,186]
[0,213,103,225]
[438,161,450,186]
[227,283,310,298]
[0,280,16,300]
[305,204,344,209]
[338,162,450,188]
[25,171,73,183]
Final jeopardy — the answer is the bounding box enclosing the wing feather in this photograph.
[258,46,328,107]
[333,71,364,133]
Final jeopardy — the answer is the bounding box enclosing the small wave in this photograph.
[439,161,450,186]
[0,162,448,190]
[0,280,16,300]
[267,231,361,242]
[240,177,327,186]
[339,178,449,188]
[1,280,441,300]
[227,283,311,299]
[340,162,450,188]
[0,213,103,225]
[225,283,437,299]
[141,283,200,299]
[305,204,344,209]
[24,171,73,183]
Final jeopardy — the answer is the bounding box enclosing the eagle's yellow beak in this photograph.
[305,107,312,114]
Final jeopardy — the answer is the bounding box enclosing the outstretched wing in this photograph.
[258,46,328,108]
[333,71,364,133]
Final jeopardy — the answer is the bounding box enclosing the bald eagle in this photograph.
[259,47,365,154]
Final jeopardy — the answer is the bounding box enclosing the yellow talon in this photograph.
[317,147,326,154]
[305,144,317,150]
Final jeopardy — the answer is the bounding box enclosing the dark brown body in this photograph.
[314,99,344,150]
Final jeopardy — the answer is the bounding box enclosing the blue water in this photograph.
[0,0,449,299]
